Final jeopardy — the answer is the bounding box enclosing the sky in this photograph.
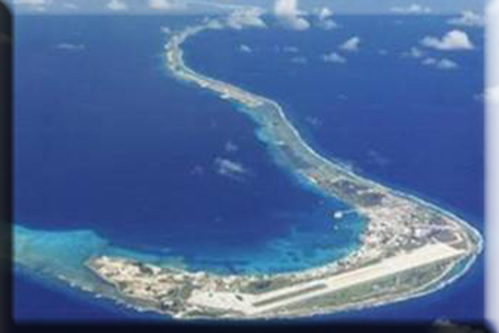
[2,0,485,15]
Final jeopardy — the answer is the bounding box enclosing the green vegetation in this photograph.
[241,277,306,295]
[274,259,455,316]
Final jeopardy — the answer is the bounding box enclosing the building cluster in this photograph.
[339,194,463,270]
[89,256,266,315]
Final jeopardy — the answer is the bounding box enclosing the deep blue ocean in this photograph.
[13,15,484,322]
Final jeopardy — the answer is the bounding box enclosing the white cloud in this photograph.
[215,158,248,181]
[390,4,432,14]
[318,19,338,31]
[435,58,458,70]
[161,26,171,34]
[56,43,85,51]
[340,37,361,52]
[107,0,128,11]
[148,0,182,11]
[274,0,311,31]
[305,116,322,128]
[422,57,458,70]
[316,7,338,30]
[421,30,474,51]
[14,0,51,11]
[402,47,424,59]
[205,19,225,30]
[318,7,333,20]
[322,52,347,64]
[291,56,308,64]
[224,141,239,153]
[226,7,267,30]
[190,165,205,176]
[422,57,437,66]
[239,44,252,53]
[283,46,299,53]
[367,150,390,167]
[448,11,484,27]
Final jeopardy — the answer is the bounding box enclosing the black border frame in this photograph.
[0,1,12,332]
